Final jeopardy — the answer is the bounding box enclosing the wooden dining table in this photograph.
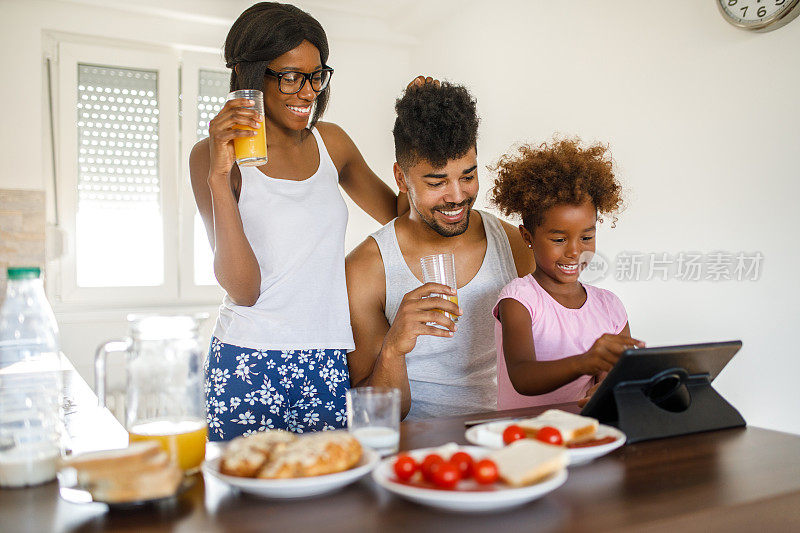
[2,361,800,532]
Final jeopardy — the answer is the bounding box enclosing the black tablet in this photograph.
[580,340,745,442]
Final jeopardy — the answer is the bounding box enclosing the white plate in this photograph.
[202,448,380,499]
[465,421,626,465]
[372,445,567,513]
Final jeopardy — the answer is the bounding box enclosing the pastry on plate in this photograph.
[257,430,362,479]
[220,429,297,477]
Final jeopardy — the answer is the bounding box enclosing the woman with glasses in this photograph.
[189,2,407,440]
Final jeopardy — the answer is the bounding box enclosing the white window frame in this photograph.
[177,51,227,303]
[55,41,180,305]
[51,39,226,307]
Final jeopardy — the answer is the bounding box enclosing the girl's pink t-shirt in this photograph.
[492,275,628,409]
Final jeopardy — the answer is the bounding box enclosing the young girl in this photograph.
[190,3,408,440]
[489,138,644,409]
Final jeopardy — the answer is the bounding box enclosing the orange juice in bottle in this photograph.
[129,418,207,472]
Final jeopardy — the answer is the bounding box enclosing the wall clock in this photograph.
[717,0,800,31]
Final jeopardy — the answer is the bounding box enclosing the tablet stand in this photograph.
[611,368,745,444]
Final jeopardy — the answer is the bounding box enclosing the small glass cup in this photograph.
[227,89,268,167]
[346,387,400,456]
[420,253,459,323]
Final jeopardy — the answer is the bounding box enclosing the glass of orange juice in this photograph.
[420,253,459,324]
[95,314,209,473]
[227,89,267,167]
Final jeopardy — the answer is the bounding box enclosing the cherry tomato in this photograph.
[432,462,461,489]
[421,454,445,483]
[449,451,474,479]
[535,426,563,446]
[473,459,499,485]
[393,454,418,482]
[502,424,526,445]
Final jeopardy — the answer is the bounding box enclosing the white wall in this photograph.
[409,0,800,435]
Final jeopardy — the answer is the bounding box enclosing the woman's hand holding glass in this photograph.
[206,97,263,181]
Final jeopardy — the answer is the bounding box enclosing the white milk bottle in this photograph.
[0,267,63,488]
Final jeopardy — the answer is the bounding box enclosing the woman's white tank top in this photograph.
[213,127,355,351]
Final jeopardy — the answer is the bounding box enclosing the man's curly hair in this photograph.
[393,82,479,170]
[490,137,624,230]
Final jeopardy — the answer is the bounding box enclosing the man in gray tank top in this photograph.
[345,81,534,419]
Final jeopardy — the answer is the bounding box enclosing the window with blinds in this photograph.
[197,70,228,138]
[75,64,164,287]
[193,69,229,286]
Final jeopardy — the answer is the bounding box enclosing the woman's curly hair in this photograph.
[490,137,624,230]
[393,82,479,170]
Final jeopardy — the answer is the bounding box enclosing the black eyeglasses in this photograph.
[264,66,334,95]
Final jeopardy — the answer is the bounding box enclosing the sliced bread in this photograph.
[517,409,598,443]
[60,441,162,473]
[489,439,567,487]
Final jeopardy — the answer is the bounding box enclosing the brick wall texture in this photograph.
[0,189,47,296]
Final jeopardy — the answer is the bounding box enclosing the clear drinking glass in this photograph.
[420,253,459,323]
[227,89,268,167]
[346,387,400,456]
[95,314,208,472]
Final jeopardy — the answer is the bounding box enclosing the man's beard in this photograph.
[412,197,474,237]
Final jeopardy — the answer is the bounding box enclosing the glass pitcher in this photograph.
[95,314,208,472]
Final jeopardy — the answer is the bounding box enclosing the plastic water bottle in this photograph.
[0,267,63,488]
